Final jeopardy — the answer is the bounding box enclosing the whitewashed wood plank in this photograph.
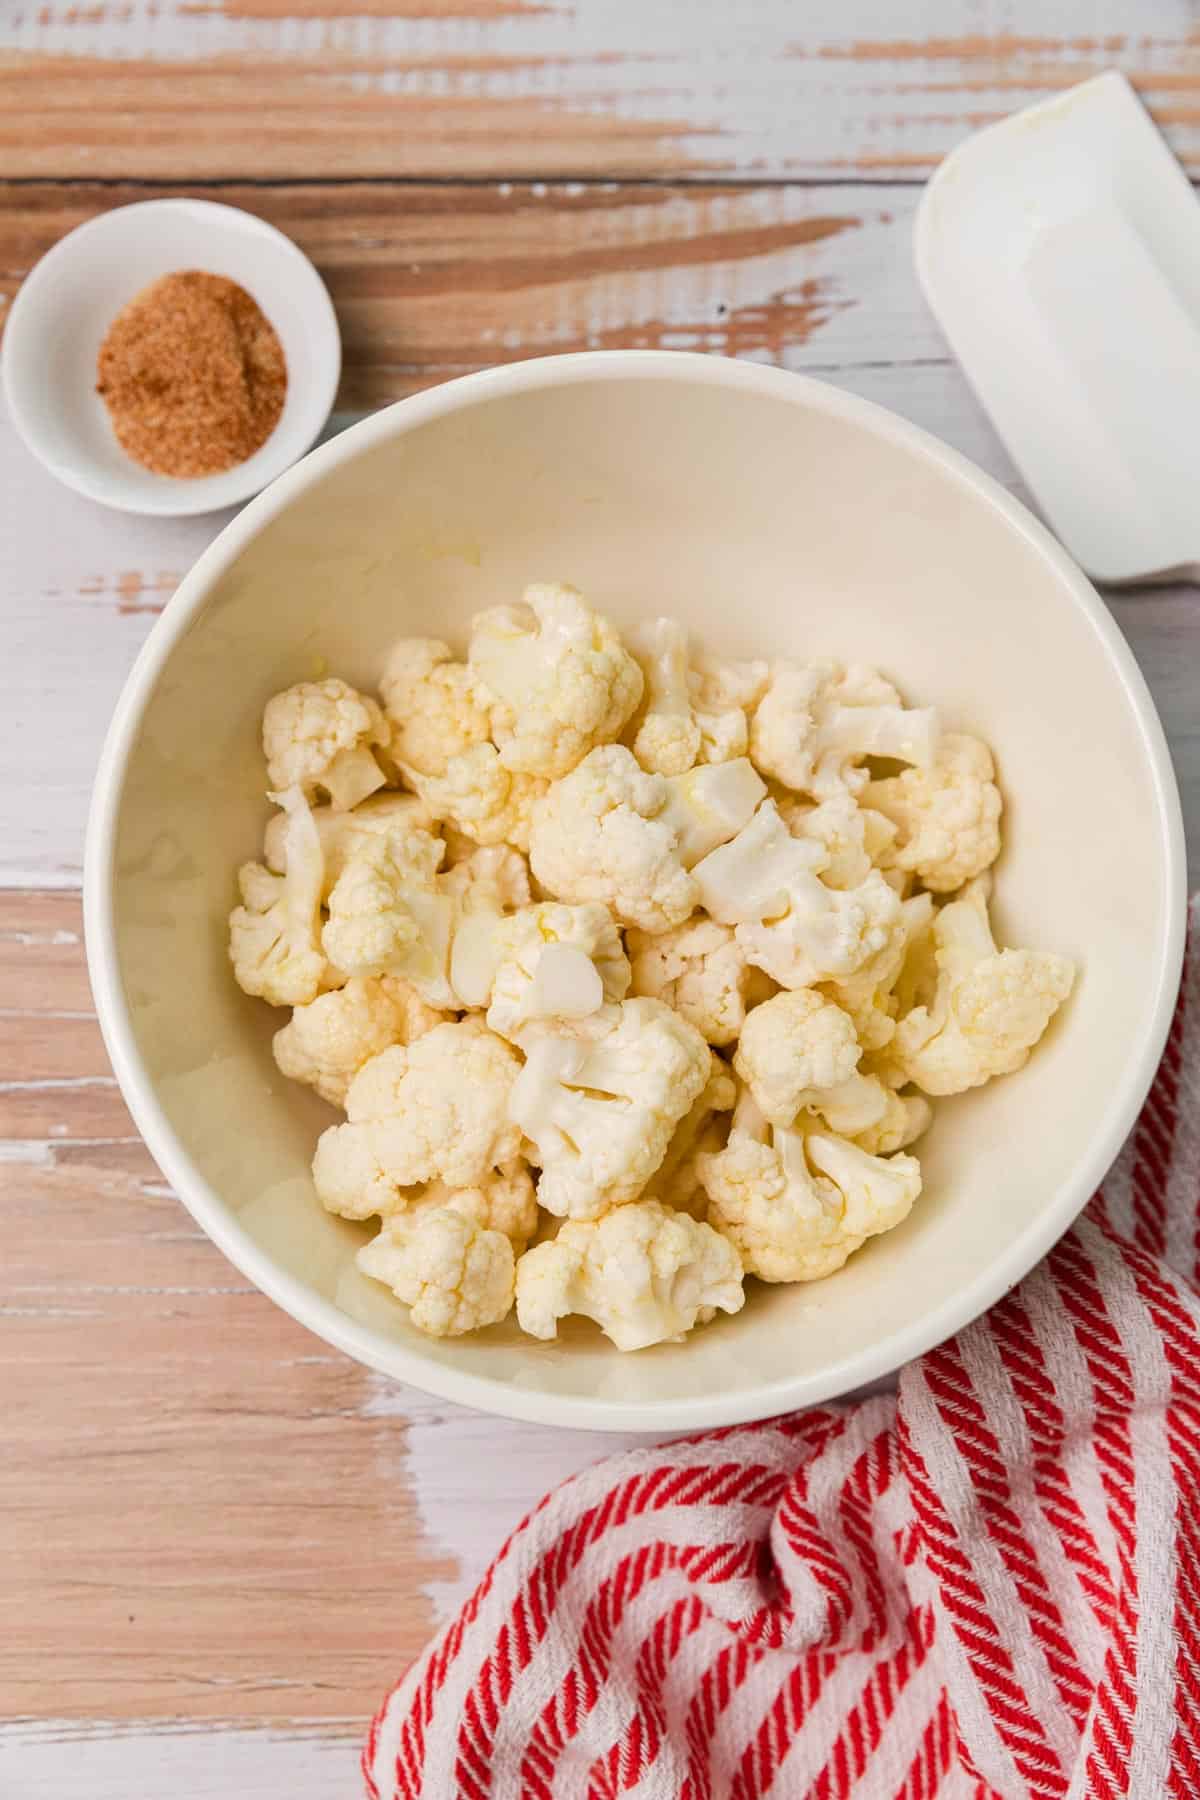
[6,0,1200,180]
[0,1719,362,1799]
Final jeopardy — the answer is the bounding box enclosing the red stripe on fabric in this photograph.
[921,1339,1093,1729]
[900,1416,1070,1796]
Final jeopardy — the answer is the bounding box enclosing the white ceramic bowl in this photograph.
[2,199,340,516]
[85,352,1186,1431]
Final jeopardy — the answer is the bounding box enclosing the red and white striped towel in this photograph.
[365,902,1198,1800]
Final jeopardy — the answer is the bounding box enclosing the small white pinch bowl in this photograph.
[84,352,1186,1431]
[2,198,340,517]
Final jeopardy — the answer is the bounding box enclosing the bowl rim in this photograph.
[1,197,342,518]
[83,349,1188,1432]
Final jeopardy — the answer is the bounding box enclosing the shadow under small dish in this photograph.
[96,270,287,480]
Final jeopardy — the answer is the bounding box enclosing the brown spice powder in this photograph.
[96,270,287,479]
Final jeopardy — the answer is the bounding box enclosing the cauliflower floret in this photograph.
[403,743,547,853]
[359,1207,514,1337]
[631,618,702,775]
[515,1198,744,1351]
[229,787,330,1005]
[750,660,938,801]
[273,975,444,1107]
[264,791,435,895]
[312,1019,523,1217]
[852,1090,932,1157]
[658,759,767,867]
[510,997,711,1219]
[380,638,495,777]
[892,886,1075,1095]
[469,582,643,779]
[687,650,768,765]
[774,792,899,892]
[262,678,390,811]
[700,1095,921,1282]
[820,892,935,1052]
[529,745,698,933]
[644,1053,737,1215]
[440,843,534,1008]
[694,801,901,988]
[321,828,456,1007]
[376,1162,538,1247]
[486,902,630,1039]
[863,733,1003,893]
[628,917,766,1048]
[733,988,889,1134]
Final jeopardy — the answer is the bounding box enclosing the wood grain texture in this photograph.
[4,0,1200,180]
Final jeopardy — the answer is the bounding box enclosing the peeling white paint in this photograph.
[0,1718,362,1800]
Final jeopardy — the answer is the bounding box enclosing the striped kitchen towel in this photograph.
[364,905,1197,1800]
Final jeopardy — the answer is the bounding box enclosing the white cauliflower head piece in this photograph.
[864,733,1002,893]
[644,1052,737,1215]
[442,844,534,1008]
[892,886,1075,1095]
[380,638,495,777]
[321,827,456,1007]
[694,801,902,988]
[819,892,935,1053]
[486,902,630,1040]
[688,650,769,763]
[510,996,711,1219]
[774,792,898,892]
[700,1095,921,1283]
[529,744,698,933]
[359,1207,515,1337]
[229,787,330,1006]
[403,743,547,853]
[733,988,889,1134]
[264,791,435,896]
[631,617,703,776]
[515,1198,744,1351]
[657,759,767,867]
[468,582,643,779]
[312,1020,523,1217]
[628,917,767,1048]
[262,678,390,811]
[750,660,938,802]
[273,974,444,1107]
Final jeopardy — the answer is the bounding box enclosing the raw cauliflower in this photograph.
[380,638,495,776]
[631,617,703,775]
[864,733,1003,893]
[644,1053,737,1215]
[659,759,767,867]
[688,650,769,763]
[819,892,935,1053]
[443,843,534,1008]
[486,902,630,1039]
[628,917,768,1048]
[891,885,1075,1095]
[775,792,899,892]
[229,787,330,1005]
[694,800,901,988]
[273,974,444,1107]
[529,744,698,933]
[469,582,643,779]
[733,988,889,1135]
[264,791,434,895]
[322,828,456,1006]
[312,1019,523,1217]
[515,1198,744,1350]
[699,1095,921,1282]
[403,743,547,853]
[359,1207,514,1337]
[262,677,390,811]
[750,660,938,801]
[852,1090,932,1158]
[510,997,711,1219]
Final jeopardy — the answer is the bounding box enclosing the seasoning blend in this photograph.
[96,270,287,479]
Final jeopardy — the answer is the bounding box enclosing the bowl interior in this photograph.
[3,200,339,516]
[101,361,1180,1426]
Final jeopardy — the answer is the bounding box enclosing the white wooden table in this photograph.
[3,4,1197,1793]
